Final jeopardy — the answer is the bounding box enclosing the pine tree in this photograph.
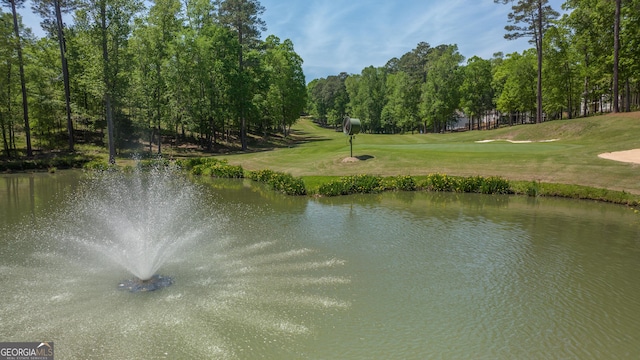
[495,0,559,123]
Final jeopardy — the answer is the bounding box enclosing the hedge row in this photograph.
[317,173,511,196]
[246,169,307,196]
[81,157,511,198]
[422,173,511,194]
[1,156,91,172]
[176,158,244,178]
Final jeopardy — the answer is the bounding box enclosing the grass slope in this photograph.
[224,112,640,195]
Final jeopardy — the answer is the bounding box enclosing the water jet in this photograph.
[62,163,214,290]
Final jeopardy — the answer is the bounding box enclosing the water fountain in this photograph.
[59,163,214,292]
[1,166,351,358]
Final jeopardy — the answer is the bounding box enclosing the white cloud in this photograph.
[16,0,567,82]
[263,0,566,80]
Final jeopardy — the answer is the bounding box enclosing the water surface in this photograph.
[1,172,639,359]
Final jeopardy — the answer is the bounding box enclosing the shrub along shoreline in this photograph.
[114,157,640,208]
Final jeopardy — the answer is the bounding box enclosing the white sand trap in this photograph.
[598,149,640,164]
[475,139,560,144]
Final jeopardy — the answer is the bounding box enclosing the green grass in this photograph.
[223,112,640,196]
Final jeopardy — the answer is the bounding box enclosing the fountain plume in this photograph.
[62,163,217,284]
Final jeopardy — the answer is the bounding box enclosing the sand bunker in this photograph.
[598,149,640,164]
[475,139,559,144]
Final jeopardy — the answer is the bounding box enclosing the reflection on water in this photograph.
[2,173,640,359]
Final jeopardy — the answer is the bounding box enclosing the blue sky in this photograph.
[16,0,567,82]
[260,0,567,81]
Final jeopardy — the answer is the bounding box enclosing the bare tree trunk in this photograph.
[54,0,74,151]
[612,0,621,113]
[583,76,589,117]
[625,78,631,112]
[10,0,32,156]
[2,62,11,157]
[238,28,248,151]
[535,0,543,123]
[100,1,116,164]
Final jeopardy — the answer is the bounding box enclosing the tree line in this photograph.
[0,0,306,162]
[307,0,640,134]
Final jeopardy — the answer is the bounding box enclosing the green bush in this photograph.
[136,158,171,169]
[421,173,511,195]
[247,169,276,183]
[383,175,417,191]
[423,173,455,192]
[480,176,511,194]
[269,173,307,196]
[178,158,244,178]
[454,176,483,193]
[83,160,114,171]
[317,181,350,196]
[248,169,306,196]
[317,174,384,196]
[526,180,540,197]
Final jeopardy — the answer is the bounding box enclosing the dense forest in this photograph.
[1,0,306,162]
[1,0,639,161]
[308,0,640,134]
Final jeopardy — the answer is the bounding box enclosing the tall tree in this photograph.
[262,35,306,136]
[3,0,32,155]
[382,71,420,133]
[459,56,494,130]
[420,45,464,133]
[563,0,616,115]
[75,0,141,163]
[307,73,349,128]
[612,0,621,113]
[542,23,581,119]
[186,22,239,148]
[28,37,67,148]
[31,0,77,151]
[397,42,431,84]
[493,51,537,124]
[495,0,559,123]
[218,0,266,150]
[346,66,386,133]
[619,0,640,112]
[139,0,182,155]
[0,10,17,156]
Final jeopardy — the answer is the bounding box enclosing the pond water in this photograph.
[1,171,640,359]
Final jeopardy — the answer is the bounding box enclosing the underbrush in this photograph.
[78,157,640,208]
[176,158,244,178]
[247,169,307,196]
[316,173,511,196]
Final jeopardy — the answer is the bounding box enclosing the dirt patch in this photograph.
[341,157,360,163]
[598,149,640,164]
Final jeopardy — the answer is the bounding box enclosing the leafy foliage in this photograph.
[176,157,244,178]
[382,175,417,191]
[317,174,384,196]
[422,174,512,194]
[247,169,306,195]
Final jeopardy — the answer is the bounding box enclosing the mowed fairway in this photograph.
[224,112,640,194]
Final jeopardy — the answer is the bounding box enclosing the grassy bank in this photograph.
[222,112,640,199]
[5,111,640,206]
